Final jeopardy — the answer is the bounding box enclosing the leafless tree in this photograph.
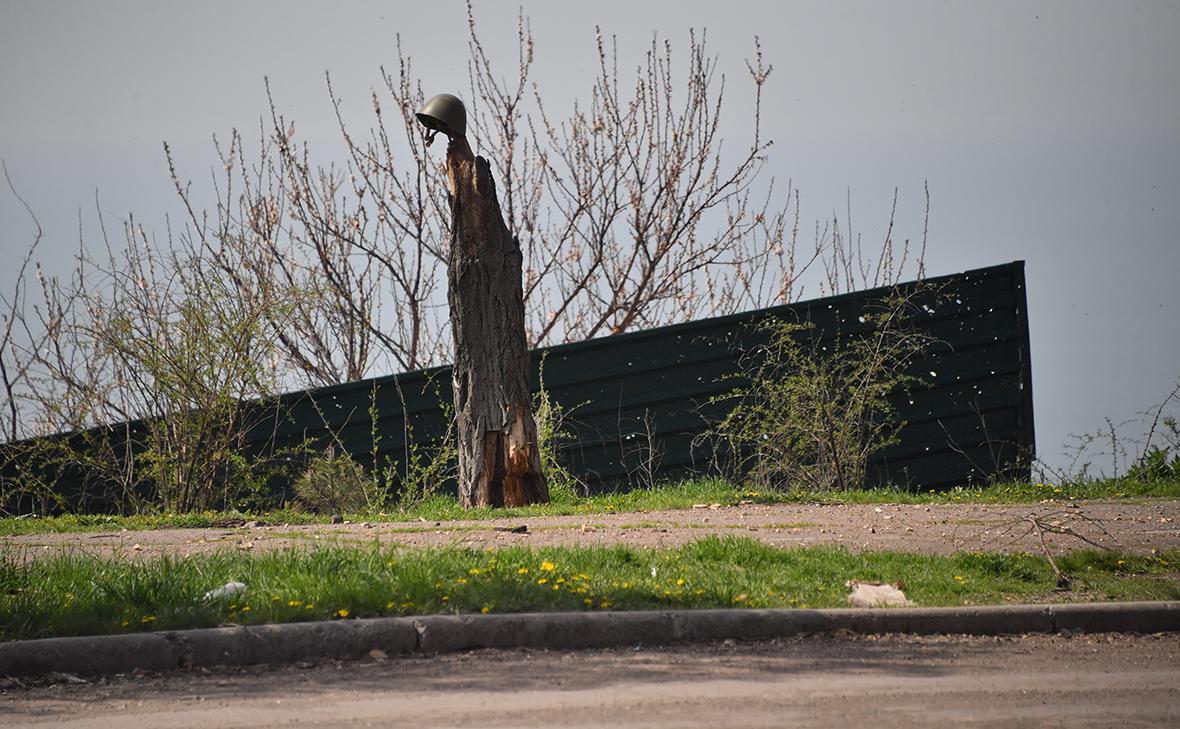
[155,2,928,389]
[1,4,930,513]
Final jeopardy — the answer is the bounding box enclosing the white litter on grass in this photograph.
[845,580,914,608]
[203,581,247,601]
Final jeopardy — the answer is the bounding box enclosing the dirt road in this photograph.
[6,500,1178,560]
[2,633,1176,728]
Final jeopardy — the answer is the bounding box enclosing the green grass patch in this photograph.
[3,476,1177,537]
[2,537,1176,642]
[0,508,321,537]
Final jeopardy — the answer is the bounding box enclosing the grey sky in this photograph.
[2,0,1178,471]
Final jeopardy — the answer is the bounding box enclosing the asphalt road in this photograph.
[3,633,1177,728]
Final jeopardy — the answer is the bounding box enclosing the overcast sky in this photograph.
[2,0,1178,472]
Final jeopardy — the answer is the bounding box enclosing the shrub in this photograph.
[712,291,931,492]
[292,448,371,514]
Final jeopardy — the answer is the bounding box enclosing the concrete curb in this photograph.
[2,601,1177,677]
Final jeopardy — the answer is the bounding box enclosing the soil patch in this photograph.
[5,500,1178,560]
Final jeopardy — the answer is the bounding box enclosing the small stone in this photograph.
[368,649,388,660]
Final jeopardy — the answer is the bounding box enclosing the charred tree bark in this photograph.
[446,137,548,508]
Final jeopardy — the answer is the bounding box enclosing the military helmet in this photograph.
[416,93,467,139]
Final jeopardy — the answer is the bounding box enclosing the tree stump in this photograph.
[446,137,548,508]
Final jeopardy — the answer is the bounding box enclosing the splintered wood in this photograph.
[446,137,548,508]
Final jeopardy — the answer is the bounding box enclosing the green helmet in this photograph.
[416,93,467,139]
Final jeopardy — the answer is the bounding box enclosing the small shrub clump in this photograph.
[292,448,371,514]
[713,291,931,492]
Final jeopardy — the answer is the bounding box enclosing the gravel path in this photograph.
[5,500,1178,560]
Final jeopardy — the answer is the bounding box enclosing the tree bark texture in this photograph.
[446,138,548,508]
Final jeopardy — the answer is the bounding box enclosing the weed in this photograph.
[533,356,585,504]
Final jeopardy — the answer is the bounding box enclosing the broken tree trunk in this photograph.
[445,137,548,508]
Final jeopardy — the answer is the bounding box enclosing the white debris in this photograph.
[845,580,914,608]
[203,581,247,601]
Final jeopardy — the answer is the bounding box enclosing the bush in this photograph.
[292,448,371,514]
[712,291,931,492]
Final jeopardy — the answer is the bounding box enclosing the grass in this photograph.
[2,536,1177,642]
[2,476,1178,537]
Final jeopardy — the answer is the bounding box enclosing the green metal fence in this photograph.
[2,261,1034,511]
[251,259,1034,493]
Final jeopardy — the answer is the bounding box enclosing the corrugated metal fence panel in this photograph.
[249,260,1033,493]
[3,261,1034,510]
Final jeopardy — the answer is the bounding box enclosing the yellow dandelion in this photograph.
[518,567,529,575]
[481,606,490,614]
[537,578,549,585]
[386,601,395,609]
[240,605,251,613]
[306,603,315,609]
[271,595,281,602]
[141,615,157,624]
[469,568,482,576]
[288,600,303,607]
[541,561,556,572]
[456,578,468,585]
[336,609,350,618]
[676,578,686,586]
[733,594,747,603]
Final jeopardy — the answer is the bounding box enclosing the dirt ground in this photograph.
[2,633,1177,728]
[4,500,1178,561]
